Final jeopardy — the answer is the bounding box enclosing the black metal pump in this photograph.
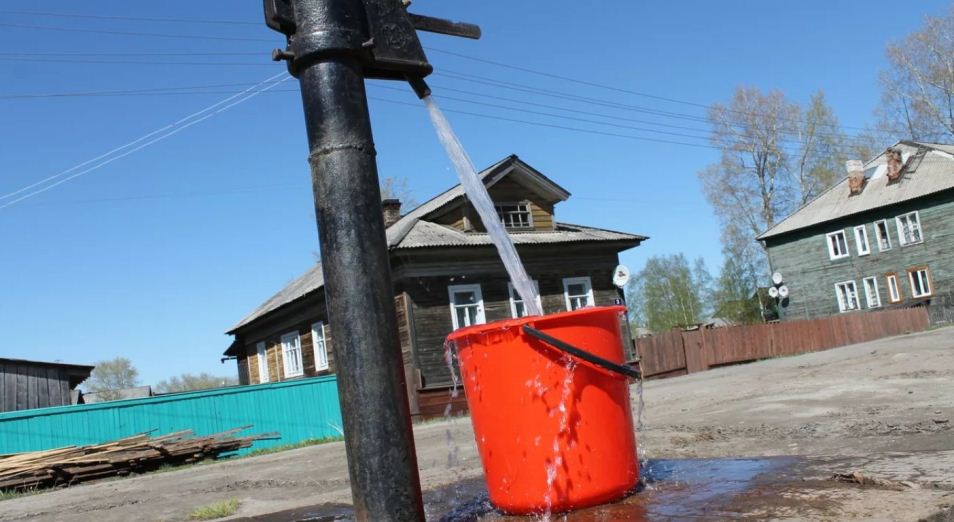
[265,0,479,97]
[262,1,479,521]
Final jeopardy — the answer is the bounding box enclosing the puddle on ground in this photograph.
[239,457,805,521]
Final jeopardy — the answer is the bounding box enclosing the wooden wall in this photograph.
[433,177,557,232]
[0,363,75,413]
[765,191,954,320]
[400,252,622,389]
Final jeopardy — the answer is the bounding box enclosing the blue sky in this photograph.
[0,1,949,385]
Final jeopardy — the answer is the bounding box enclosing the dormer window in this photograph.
[496,202,533,229]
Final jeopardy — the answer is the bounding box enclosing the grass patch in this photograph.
[0,487,43,502]
[244,436,342,458]
[190,498,239,520]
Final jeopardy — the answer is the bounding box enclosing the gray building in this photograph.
[1,358,94,412]
[759,141,954,321]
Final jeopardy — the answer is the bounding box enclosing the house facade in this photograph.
[759,141,954,321]
[224,155,646,417]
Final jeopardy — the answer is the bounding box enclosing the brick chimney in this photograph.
[382,199,402,227]
[885,148,904,181]
[846,160,865,195]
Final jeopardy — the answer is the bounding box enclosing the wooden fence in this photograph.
[636,307,930,379]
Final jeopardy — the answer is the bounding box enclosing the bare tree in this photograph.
[700,86,851,274]
[878,7,954,141]
[86,357,140,401]
[380,176,418,208]
[155,373,238,394]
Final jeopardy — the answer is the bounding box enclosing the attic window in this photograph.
[496,202,532,229]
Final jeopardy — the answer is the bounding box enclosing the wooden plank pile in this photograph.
[0,426,278,492]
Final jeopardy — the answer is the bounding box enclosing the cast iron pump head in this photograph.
[264,0,480,98]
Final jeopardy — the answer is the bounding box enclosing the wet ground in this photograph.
[237,456,954,521]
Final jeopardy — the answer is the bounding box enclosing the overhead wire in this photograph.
[0,72,292,209]
[0,22,272,42]
[0,10,259,25]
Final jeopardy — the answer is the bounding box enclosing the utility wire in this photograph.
[0,10,259,25]
[0,72,291,209]
[0,22,272,42]
[0,57,273,66]
[0,51,264,56]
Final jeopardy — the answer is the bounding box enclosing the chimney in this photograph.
[382,199,402,227]
[846,160,865,195]
[885,148,904,181]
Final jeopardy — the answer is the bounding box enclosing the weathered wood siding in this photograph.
[398,250,622,388]
[765,191,954,320]
[432,177,557,232]
[0,363,74,413]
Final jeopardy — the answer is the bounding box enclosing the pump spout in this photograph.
[408,76,431,99]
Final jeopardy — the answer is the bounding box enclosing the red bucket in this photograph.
[446,305,639,515]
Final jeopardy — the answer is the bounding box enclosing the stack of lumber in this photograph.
[0,426,278,492]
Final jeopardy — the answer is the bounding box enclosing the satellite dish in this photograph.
[778,285,789,298]
[772,272,783,285]
[768,286,779,298]
[612,265,630,288]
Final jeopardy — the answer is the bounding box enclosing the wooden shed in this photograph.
[0,358,94,412]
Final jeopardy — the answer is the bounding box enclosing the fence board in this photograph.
[637,307,929,379]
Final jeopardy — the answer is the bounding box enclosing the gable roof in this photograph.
[758,141,954,241]
[226,155,645,337]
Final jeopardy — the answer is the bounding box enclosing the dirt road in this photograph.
[1,327,952,521]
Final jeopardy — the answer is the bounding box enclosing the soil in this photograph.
[2,327,953,521]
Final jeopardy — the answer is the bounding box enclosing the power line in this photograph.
[0,51,264,57]
[0,72,291,209]
[0,57,272,66]
[0,10,259,25]
[0,22,273,42]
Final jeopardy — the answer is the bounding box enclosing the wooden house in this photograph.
[759,141,954,322]
[1,358,93,412]
[223,155,646,417]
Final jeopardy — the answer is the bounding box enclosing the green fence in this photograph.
[0,375,341,455]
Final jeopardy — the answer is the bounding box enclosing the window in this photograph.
[495,202,533,229]
[311,322,329,371]
[896,211,923,246]
[826,230,849,260]
[563,277,594,311]
[908,267,932,298]
[281,331,304,378]
[834,281,859,312]
[256,341,270,384]
[853,225,870,256]
[448,284,485,329]
[862,277,881,308]
[874,220,892,251]
[508,281,542,318]
[885,273,903,303]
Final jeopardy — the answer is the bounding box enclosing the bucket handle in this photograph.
[522,325,641,381]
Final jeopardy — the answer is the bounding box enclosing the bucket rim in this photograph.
[445,305,627,342]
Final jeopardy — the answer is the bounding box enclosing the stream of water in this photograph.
[423,96,542,316]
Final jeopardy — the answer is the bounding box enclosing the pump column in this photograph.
[289,0,425,520]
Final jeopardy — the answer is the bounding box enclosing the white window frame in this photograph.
[834,280,859,313]
[448,284,485,330]
[862,277,881,309]
[886,273,902,303]
[874,219,892,251]
[826,230,849,260]
[507,280,542,318]
[853,225,870,256]
[495,201,533,229]
[311,321,329,371]
[563,276,595,311]
[895,211,923,246]
[280,331,304,378]
[908,267,932,298]
[256,341,270,384]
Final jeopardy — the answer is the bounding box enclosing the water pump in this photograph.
[264,0,479,98]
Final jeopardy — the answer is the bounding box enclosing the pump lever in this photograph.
[407,13,481,40]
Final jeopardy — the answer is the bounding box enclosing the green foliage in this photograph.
[190,498,239,520]
[155,373,238,394]
[85,357,140,401]
[712,254,764,325]
[627,254,712,333]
